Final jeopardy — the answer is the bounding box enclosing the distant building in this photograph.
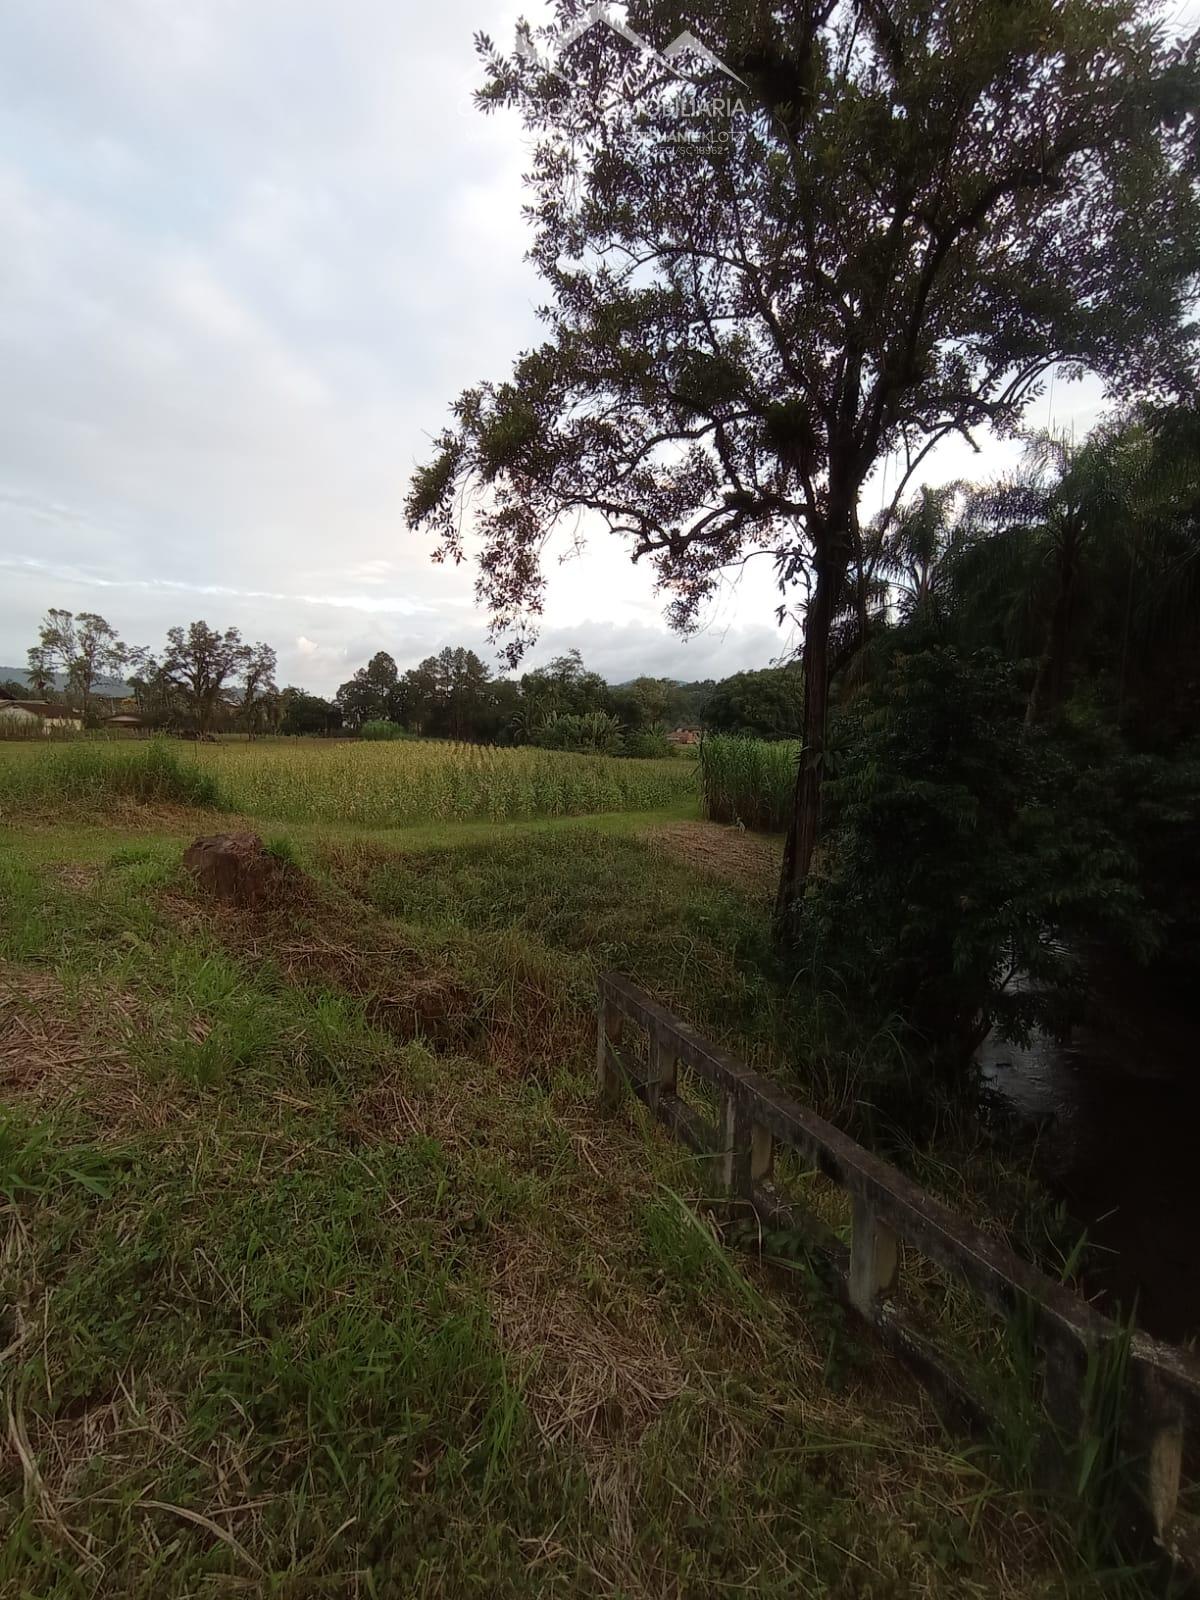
[0,699,83,733]
[105,712,146,734]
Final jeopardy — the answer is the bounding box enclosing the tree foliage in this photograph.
[162,622,249,735]
[408,0,1200,918]
[30,609,128,716]
[796,637,1157,1085]
[702,664,803,739]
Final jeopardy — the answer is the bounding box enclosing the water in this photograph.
[978,965,1200,1344]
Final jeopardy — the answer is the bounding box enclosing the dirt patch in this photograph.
[642,822,781,893]
[183,831,304,911]
[54,864,103,894]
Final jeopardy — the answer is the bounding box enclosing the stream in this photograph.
[978,963,1200,1344]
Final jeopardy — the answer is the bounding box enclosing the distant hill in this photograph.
[0,665,136,699]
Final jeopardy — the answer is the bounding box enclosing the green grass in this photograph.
[700,734,799,831]
[0,736,696,826]
[0,740,222,811]
[0,791,1170,1596]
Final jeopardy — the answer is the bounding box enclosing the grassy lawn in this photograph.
[0,746,1144,1595]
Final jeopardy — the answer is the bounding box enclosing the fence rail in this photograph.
[597,971,1200,1552]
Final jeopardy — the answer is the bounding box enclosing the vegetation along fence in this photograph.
[596,972,1200,1559]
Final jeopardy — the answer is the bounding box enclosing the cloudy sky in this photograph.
[0,0,1181,693]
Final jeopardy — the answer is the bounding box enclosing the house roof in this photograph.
[0,699,79,719]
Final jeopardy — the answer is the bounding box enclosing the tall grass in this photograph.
[699,735,798,832]
[201,740,693,824]
[0,736,696,825]
[0,739,222,811]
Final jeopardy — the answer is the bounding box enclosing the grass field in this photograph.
[0,737,695,826]
[0,739,1161,1595]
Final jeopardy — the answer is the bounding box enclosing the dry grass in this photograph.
[643,819,783,893]
[0,960,190,1134]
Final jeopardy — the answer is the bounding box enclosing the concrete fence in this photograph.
[596,971,1200,1558]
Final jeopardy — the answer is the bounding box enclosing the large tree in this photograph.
[279,687,342,737]
[407,0,1200,923]
[30,609,128,715]
[238,642,279,738]
[336,652,401,729]
[163,622,248,735]
[947,417,1200,728]
[703,663,804,739]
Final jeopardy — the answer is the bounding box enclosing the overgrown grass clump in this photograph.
[700,734,797,831]
[0,738,222,812]
[358,717,413,740]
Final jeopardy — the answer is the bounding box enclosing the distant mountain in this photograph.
[0,665,136,698]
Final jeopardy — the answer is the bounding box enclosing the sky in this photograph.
[0,0,1192,694]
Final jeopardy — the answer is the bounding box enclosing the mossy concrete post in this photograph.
[1121,1362,1184,1542]
[597,997,623,1113]
[718,1091,774,1207]
[1038,1334,1088,1494]
[645,1023,677,1111]
[849,1193,900,1316]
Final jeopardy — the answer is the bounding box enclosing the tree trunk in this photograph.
[775,538,843,929]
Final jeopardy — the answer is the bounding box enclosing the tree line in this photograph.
[8,610,806,744]
[330,645,803,751]
[13,612,280,737]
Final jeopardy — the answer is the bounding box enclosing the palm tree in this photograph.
[831,481,969,693]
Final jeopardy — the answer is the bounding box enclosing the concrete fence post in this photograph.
[645,1026,677,1111]
[717,1093,773,1207]
[1038,1334,1088,1493]
[1120,1361,1184,1541]
[849,1193,900,1316]
[596,997,623,1113]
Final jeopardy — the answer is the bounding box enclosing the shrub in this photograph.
[530,711,624,755]
[358,719,410,741]
[624,728,672,759]
[790,641,1154,1080]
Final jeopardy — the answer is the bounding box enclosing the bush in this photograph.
[623,728,672,759]
[791,641,1154,1080]
[530,711,624,755]
[358,719,410,741]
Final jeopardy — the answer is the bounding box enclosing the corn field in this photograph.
[0,737,696,825]
[698,735,798,833]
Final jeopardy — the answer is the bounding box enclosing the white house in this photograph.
[0,699,84,734]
